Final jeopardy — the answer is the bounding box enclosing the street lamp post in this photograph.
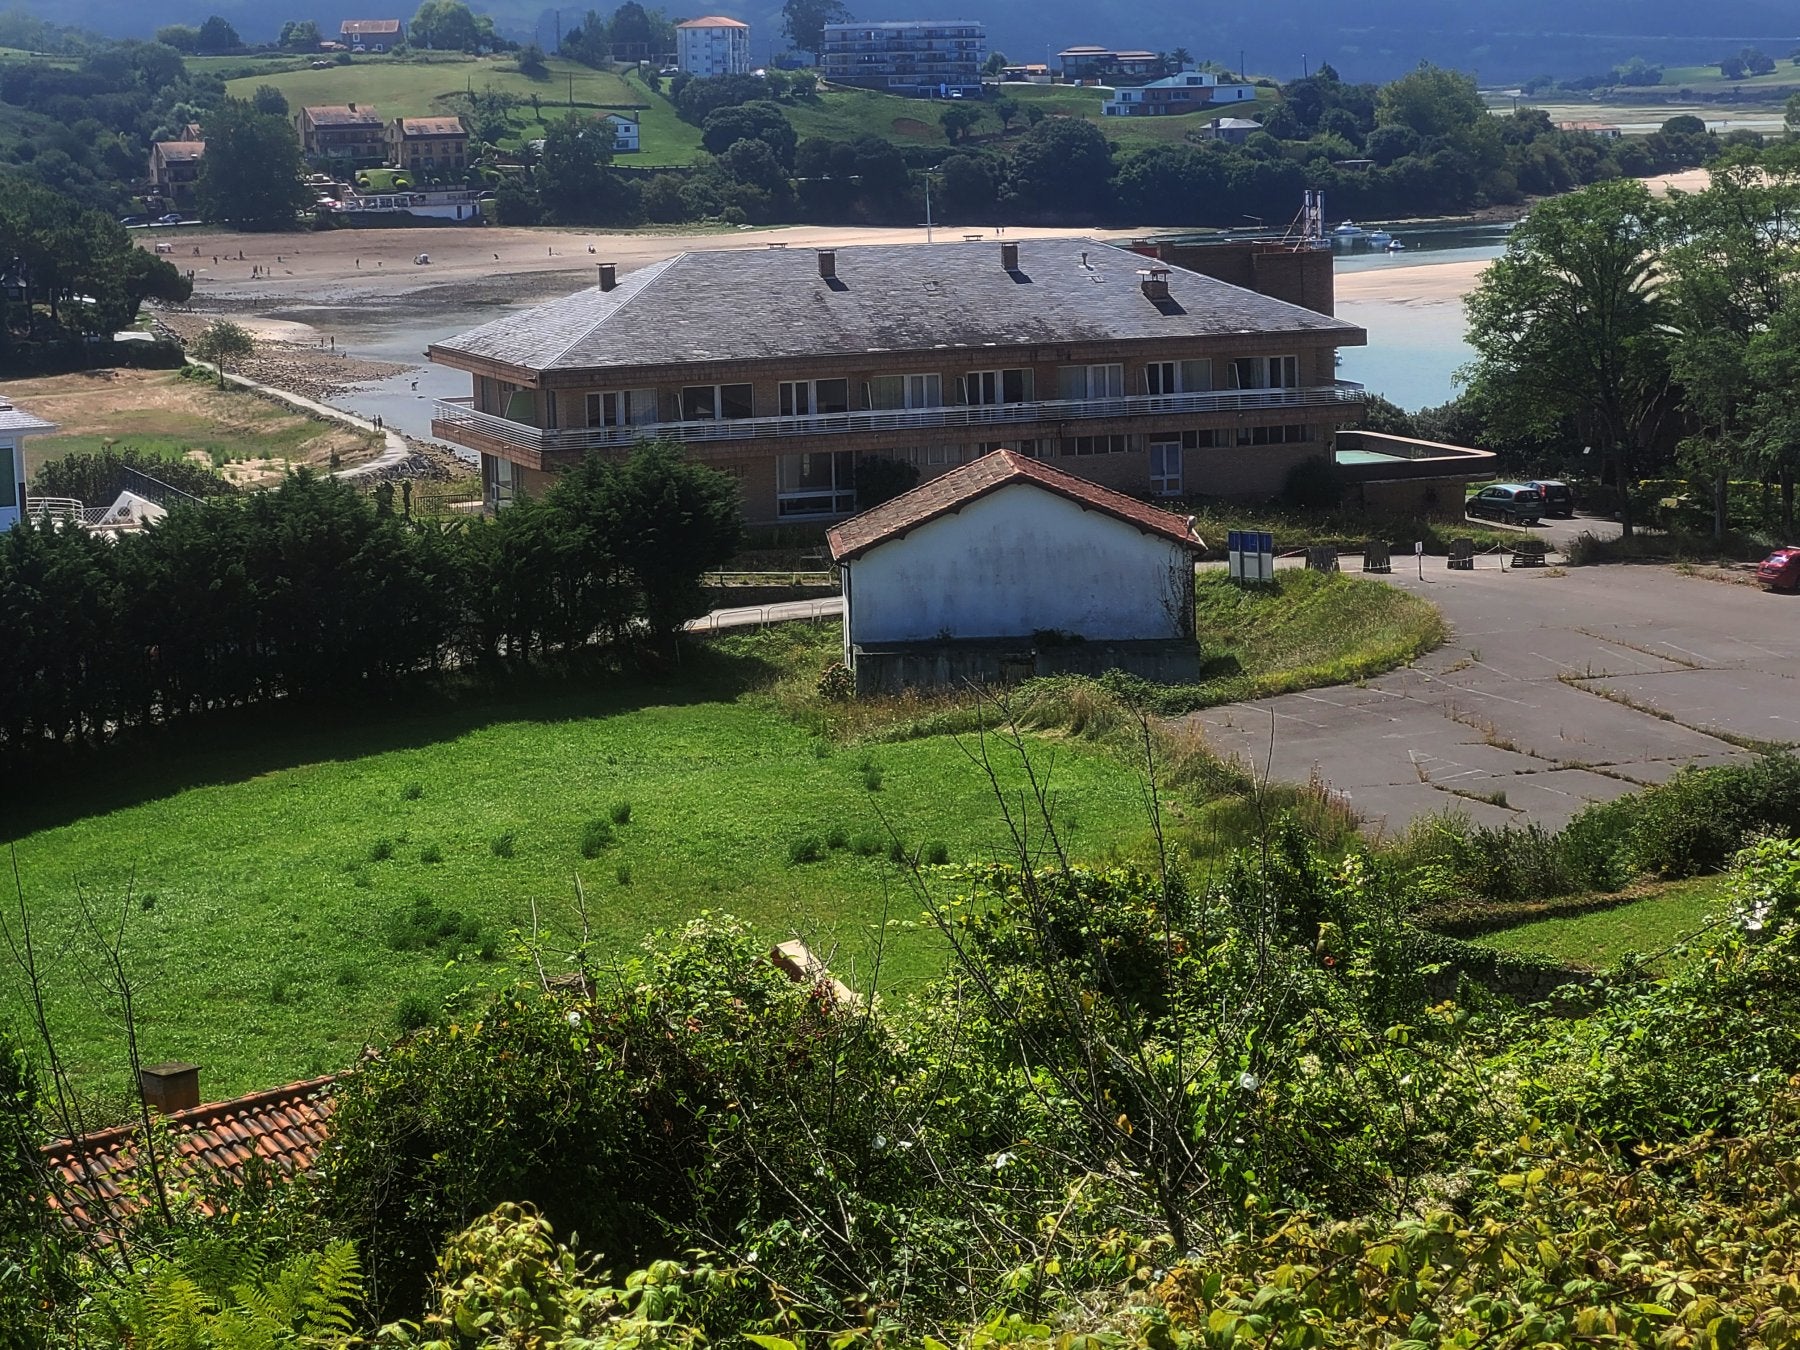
[924,165,941,242]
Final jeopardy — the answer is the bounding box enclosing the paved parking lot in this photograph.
[1189,559,1800,832]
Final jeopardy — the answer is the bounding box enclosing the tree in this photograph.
[1375,62,1500,170]
[991,93,1019,132]
[278,19,322,50]
[251,83,289,117]
[701,100,797,164]
[154,23,200,52]
[1787,90,1800,137]
[195,14,240,51]
[1464,178,1672,536]
[1006,115,1114,217]
[197,101,311,230]
[190,318,254,388]
[518,42,548,77]
[1720,53,1748,80]
[983,50,1007,75]
[411,0,494,52]
[939,102,980,144]
[782,0,851,60]
[1662,113,1707,136]
[534,113,613,224]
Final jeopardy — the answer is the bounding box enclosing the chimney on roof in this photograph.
[817,249,836,280]
[348,102,356,112]
[1000,241,1019,271]
[139,1062,200,1115]
[597,262,617,291]
[1140,266,1171,302]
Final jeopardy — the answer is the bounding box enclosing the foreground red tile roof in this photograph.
[828,449,1205,562]
[43,1076,337,1229]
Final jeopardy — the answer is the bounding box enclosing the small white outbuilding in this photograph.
[827,450,1206,694]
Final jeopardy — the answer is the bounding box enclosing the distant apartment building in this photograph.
[1056,45,1163,84]
[386,116,469,172]
[675,16,751,76]
[1102,70,1257,116]
[428,238,1368,522]
[296,104,386,165]
[148,139,205,207]
[340,18,402,50]
[820,20,985,98]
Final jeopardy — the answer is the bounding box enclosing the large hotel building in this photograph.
[428,238,1371,525]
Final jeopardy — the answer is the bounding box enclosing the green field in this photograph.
[4,627,1164,1102]
[1655,60,1800,93]
[223,54,640,122]
[1480,875,1730,969]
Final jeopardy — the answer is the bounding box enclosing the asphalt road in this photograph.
[1189,557,1800,832]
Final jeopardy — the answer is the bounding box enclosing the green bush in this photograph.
[1626,754,1800,878]
[368,837,396,863]
[384,895,484,954]
[490,831,517,859]
[393,993,435,1034]
[402,782,425,801]
[418,843,443,865]
[608,800,632,826]
[579,819,614,858]
[825,824,850,851]
[787,835,825,865]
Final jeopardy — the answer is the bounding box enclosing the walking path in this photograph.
[187,360,411,479]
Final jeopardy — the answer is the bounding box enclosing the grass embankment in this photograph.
[11,368,378,483]
[1480,875,1730,969]
[223,54,639,123]
[1188,504,1518,559]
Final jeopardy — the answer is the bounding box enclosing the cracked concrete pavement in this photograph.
[1187,558,1800,833]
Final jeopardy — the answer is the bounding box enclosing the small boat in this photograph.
[1364,229,1392,247]
[1330,220,1364,243]
[1385,238,1406,251]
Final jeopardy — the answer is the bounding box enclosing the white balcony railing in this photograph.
[433,382,1366,455]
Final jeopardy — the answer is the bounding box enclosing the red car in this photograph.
[1757,546,1800,592]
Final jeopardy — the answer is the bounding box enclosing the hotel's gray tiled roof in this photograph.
[429,238,1364,376]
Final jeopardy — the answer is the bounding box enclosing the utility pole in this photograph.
[554,9,561,51]
[924,166,941,242]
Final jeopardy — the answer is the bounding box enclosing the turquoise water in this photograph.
[1333,222,1513,412]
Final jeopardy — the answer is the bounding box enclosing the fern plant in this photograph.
[102,1239,364,1348]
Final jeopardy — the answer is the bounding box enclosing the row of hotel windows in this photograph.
[557,359,1304,428]
[773,427,1314,516]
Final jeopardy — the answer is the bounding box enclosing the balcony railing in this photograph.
[433,382,1366,455]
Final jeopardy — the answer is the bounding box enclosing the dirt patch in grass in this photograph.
[11,367,382,488]
[890,116,934,137]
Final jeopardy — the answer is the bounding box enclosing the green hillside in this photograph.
[222,53,639,121]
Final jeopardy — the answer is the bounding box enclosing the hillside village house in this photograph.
[340,17,402,50]
[1102,70,1257,116]
[1056,45,1163,84]
[148,139,205,207]
[602,112,640,153]
[385,115,469,172]
[675,16,752,76]
[829,450,1207,692]
[0,400,58,534]
[296,104,385,165]
[427,238,1368,523]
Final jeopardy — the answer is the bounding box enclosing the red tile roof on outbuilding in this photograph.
[828,449,1204,562]
[43,1076,337,1230]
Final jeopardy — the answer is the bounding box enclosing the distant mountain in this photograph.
[22,0,1800,81]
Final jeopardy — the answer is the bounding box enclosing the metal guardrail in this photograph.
[25,496,83,522]
[433,382,1367,455]
[703,570,835,586]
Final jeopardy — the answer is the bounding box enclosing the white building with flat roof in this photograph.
[821,20,985,98]
[676,16,751,76]
[0,400,56,533]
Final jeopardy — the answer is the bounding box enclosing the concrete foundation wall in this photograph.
[853,638,1201,695]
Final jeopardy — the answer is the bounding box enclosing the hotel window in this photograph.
[905,373,942,408]
[0,445,14,509]
[1228,356,1299,390]
[964,368,1033,405]
[1180,429,1222,450]
[1057,363,1124,400]
[682,383,755,420]
[1065,434,1130,456]
[584,390,655,428]
[779,378,850,416]
[1235,424,1313,446]
[777,450,857,516]
[1148,439,1182,497]
[977,439,1044,457]
[1144,359,1212,395]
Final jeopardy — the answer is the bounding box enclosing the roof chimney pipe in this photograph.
[597,262,617,291]
[139,1062,201,1115]
[1139,266,1171,302]
[817,249,837,280]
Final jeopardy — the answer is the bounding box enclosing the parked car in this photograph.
[118,215,146,226]
[1756,546,1800,592]
[156,213,183,225]
[1467,483,1545,526]
[1528,479,1575,518]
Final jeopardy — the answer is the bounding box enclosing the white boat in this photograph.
[1364,229,1392,247]
[1385,238,1406,251]
[1330,220,1364,241]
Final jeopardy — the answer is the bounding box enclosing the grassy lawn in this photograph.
[1186,504,1518,558]
[9,369,377,481]
[3,628,1165,1104]
[1655,61,1800,93]
[1186,568,1444,705]
[1480,875,1731,970]
[223,55,638,123]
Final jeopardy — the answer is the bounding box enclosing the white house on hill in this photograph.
[0,400,57,533]
[827,449,1205,693]
[676,16,751,76]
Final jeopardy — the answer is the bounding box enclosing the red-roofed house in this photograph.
[676,15,751,76]
[296,103,386,165]
[148,140,205,208]
[387,115,470,172]
[828,449,1205,693]
[43,1068,337,1232]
